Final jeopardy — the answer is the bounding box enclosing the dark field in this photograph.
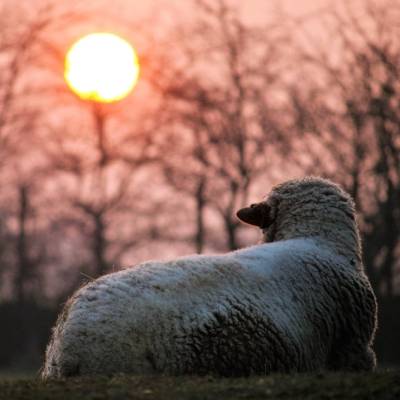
[1,371,399,400]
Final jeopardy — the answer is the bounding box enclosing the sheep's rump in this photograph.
[42,238,376,378]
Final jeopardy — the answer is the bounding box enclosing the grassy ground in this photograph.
[0,370,399,400]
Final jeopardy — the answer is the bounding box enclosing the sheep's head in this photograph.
[237,177,361,261]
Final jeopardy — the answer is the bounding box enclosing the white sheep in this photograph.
[42,177,377,378]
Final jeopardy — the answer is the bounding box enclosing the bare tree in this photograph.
[0,0,170,298]
[149,0,293,252]
[39,94,168,277]
[286,0,400,297]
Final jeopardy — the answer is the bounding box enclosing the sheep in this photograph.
[42,176,377,379]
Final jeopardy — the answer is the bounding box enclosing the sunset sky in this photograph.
[1,0,400,376]
[127,0,332,21]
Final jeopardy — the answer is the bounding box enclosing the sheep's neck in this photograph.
[271,217,362,264]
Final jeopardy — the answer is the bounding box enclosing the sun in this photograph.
[65,33,140,103]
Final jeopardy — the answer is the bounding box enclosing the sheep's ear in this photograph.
[236,202,272,228]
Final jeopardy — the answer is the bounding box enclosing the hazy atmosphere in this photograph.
[0,0,399,386]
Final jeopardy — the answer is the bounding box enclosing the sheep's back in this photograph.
[43,238,374,377]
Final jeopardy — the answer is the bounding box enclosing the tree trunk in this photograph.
[224,215,239,251]
[93,105,108,166]
[194,178,206,253]
[93,213,108,277]
[15,185,29,304]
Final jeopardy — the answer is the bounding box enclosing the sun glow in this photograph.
[65,33,140,103]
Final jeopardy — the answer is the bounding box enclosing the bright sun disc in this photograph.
[65,33,140,103]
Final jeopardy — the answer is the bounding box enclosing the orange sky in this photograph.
[107,0,332,28]
[136,0,331,20]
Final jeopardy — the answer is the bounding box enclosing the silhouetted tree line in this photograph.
[0,0,399,371]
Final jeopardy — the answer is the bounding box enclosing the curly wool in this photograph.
[264,177,362,264]
[42,177,377,378]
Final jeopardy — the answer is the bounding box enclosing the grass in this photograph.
[0,370,399,400]
[0,369,38,381]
